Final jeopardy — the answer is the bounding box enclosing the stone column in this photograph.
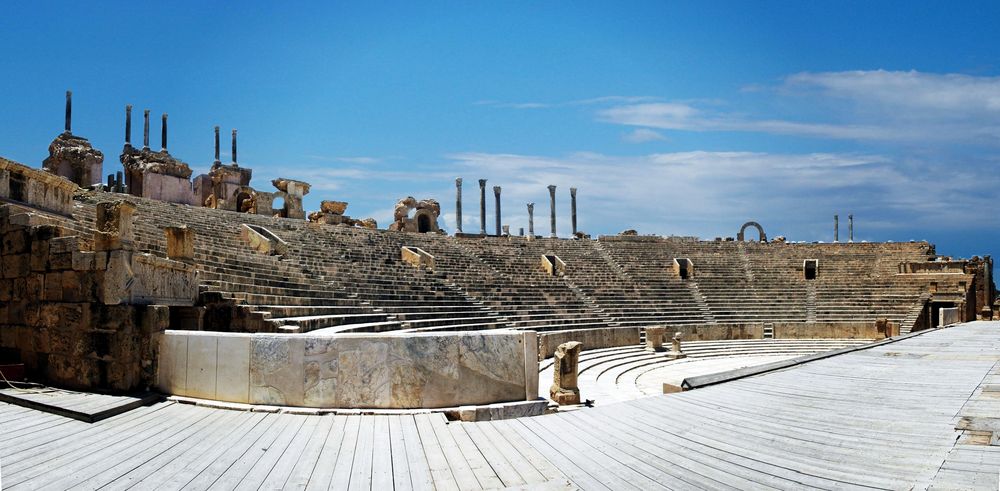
[549,341,582,405]
[570,187,578,236]
[64,90,72,134]
[213,126,221,165]
[493,186,502,236]
[125,105,132,144]
[231,129,238,163]
[161,113,168,152]
[548,185,557,238]
[849,214,854,242]
[455,178,463,233]
[143,110,150,150]
[527,203,535,237]
[834,214,839,243]
[478,179,487,235]
[668,332,687,360]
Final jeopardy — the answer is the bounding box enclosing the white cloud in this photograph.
[599,70,1000,144]
[622,128,667,143]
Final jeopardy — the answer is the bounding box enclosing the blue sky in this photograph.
[1,1,998,259]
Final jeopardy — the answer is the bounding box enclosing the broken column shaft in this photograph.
[455,178,463,233]
[64,90,72,134]
[231,129,238,163]
[849,214,854,242]
[570,187,578,236]
[161,113,168,152]
[548,185,557,238]
[527,203,535,237]
[834,214,839,243]
[125,105,132,144]
[143,110,150,149]
[478,179,487,235]
[493,186,502,236]
[214,126,221,164]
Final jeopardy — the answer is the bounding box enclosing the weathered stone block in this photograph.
[549,341,582,405]
[48,253,72,270]
[48,236,78,255]
[2,254,28,278]
[2,229,28,255]
[164,226,194,261]
[71,251,95,271]
[42,272,63,301]
[645,325,666,352]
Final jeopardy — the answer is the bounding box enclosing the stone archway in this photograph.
[235,192,253,213]
[737,221,766,242]
[417,214,432,233]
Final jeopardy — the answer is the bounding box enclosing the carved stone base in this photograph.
[550,388,580,405]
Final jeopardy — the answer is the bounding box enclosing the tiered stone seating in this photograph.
[426,237,615,332]
[278,226,503,333]
[74,192,394,333]
[62,190,936,337]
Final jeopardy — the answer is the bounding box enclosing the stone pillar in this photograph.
[161,113,168,152]
[527,203,534,237]
[493,186,502,236]
[548,185,557,238]
[455,177,463,233]
[849,214,854,242]
[125,105,132,144]
[143,110,150,150]
[570,187,578,236]
[164,226,195,261]
[668,332,687,360]
[231,129,238,163]
[519,227,524,236]
[213,126,221,165]
[478,179,487,235]
[64,90,72,134]
[549,341,582,405]
[645,326,666,352]
[95,201,137,251]
[834,214,839,243]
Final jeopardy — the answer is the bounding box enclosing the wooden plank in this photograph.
[323,414,361,490]
[157,411,277,490]
[388,414,414,491]
[531,412,670,490]
[446,422,505,489]
[44,405,228,490]
[413,413,460,491]
[10,403,203,489]
[399,414,435,491]
[498,418,608,490]
[348,413,375,491]
[203,413,297,489]
[460,422,530,487]
[462,423,558,486]
[477,420,559,485]
[233,414,309,490]
[371,416,395,490]
[256,414,321,490]
[286,415,343,490]
[1,403,182,485]
[100,408,251,491]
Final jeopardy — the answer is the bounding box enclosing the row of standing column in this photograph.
[454,178,577,238]
[121,104,241,164]
[833,214,855,242]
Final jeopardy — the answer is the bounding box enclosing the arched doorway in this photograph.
[235,192,253,213]
[417,214,431,233]
[737,221,767,242]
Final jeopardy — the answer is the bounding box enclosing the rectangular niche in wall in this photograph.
[804,259,818,280]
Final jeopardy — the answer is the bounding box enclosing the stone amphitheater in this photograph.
[1,94,999,489]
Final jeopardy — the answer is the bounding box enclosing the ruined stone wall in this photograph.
[0,204,159,390]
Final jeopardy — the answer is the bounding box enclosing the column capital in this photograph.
[455,177,463,185]
[479,178,487,187]
[493,185,501,195]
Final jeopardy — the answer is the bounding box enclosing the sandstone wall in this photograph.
[537,326,640,361]
[157,330,539,409]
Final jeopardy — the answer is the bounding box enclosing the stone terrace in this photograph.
[65,190,937,340]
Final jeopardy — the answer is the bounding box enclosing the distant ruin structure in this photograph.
[390,196,442,233]
[42,91,104,187]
